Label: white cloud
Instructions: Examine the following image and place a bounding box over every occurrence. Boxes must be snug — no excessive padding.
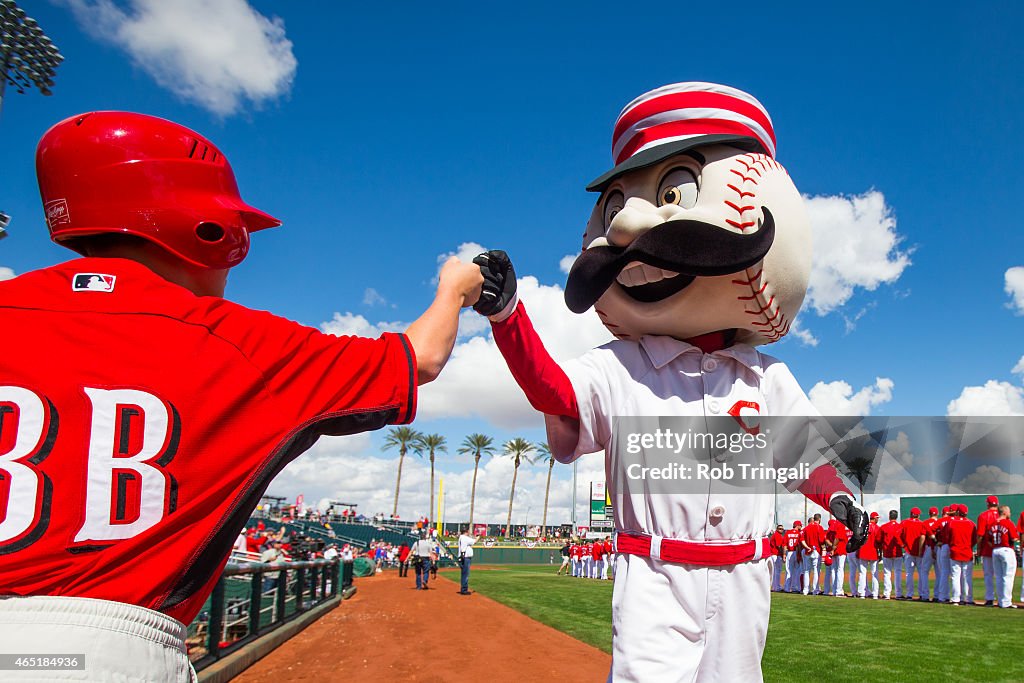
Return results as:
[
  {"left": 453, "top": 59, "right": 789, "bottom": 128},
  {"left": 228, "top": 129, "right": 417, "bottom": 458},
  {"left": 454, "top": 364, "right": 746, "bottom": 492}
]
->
[
  {"left": 1005, "top": 267, "right": 1024, "bottom": 314},
  {"left": 0, "top": 267, "right": 14, "bottom": 281},
  {"left": 320, "top": 312, "right": 406, "bottom": 338},
  {"left": 63, "top": 0, "right": 296, "bottom": 116},
  {"left": 808, "top": 377, "right": 894, "bottom": 415},
  {"left": 362, "top": 288, "right": 387, "bottom": 307},
  {"left": 417, "top": 275, "right": 612, "bottom": 428},
  {"left": 946, "top": 380, "right": 1024, "bottom": 416},
  {"left": 559, "top": 254, "right": 578, "bottom": 275},
  {"left": 788, "top": 318, "right": 819, "bottom": 347},
  {"left": 803, "top": 191, "right": 910, "bottom": 316},
  {"left": 1013, "top": 356, "right": 1024, "bottom": 376}
]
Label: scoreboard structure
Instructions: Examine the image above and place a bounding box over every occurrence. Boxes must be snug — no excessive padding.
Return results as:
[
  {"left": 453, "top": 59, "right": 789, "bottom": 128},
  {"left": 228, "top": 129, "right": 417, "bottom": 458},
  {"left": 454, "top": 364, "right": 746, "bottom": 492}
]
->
[{"left": 589, "top": 482, "right": 614, "bottom": 535}]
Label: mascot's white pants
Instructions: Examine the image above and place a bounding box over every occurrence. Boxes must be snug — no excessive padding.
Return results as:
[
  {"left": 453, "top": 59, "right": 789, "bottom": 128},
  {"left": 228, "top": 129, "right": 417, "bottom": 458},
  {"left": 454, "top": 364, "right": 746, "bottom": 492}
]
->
[{"left": 609, "top": 554, "right": 770, "bottom": 683}]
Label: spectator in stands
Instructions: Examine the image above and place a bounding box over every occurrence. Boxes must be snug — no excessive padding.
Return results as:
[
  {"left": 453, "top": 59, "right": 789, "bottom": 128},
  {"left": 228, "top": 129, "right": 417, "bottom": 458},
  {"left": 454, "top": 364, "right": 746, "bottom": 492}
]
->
[
  {"left": 458, "top": 526, "right": 478, "bottom": 595},
  {"left": 324, "top": 544, "right": 339, "bottom": 562},
  {"left": 260, "top": 540, "right": 285, "bottom": 592},
  {"left": 234, "top": 531, "right": 248, "bottom": 554},
  {"left": 412, "top": 531, "right": 433, "bottom": 589}
]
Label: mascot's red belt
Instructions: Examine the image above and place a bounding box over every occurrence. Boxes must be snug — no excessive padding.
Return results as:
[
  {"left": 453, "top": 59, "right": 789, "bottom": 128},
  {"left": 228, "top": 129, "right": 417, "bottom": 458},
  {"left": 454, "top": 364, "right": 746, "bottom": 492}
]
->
[{"left": 615, "top": 532, "right": 773, "bottom": 566}]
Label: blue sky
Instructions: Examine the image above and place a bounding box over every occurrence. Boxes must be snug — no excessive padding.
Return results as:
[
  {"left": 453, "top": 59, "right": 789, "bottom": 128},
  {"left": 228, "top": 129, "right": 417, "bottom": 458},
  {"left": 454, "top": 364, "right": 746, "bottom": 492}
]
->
[{"left": 2, "top": 1, "right": 1022, "bottom": 524}]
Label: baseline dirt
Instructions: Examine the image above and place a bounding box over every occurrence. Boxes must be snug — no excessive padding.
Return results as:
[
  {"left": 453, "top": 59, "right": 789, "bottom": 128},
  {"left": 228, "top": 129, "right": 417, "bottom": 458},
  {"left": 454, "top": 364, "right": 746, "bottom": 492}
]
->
[{"left": 234, "top": 570, "right": 611, "bottom": 682}]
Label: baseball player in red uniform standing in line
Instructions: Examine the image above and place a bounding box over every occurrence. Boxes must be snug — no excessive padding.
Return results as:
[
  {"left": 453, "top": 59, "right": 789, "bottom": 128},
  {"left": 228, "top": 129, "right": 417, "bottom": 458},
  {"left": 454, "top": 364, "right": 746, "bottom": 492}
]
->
[
  {"left": 900, "top": 507, "right": 926, "bottom": 600},
  {"left": 784, "top": 521, "right": 803, "bottom": 593},
  {"left": 947, "top": 504, "right": 977, "bottom": 605},
  {"left": 935, "top": 506, "right": 954, "bottom": 602},
  {"left": 825, "top": 519, "right": 849, "bottom": 597},
  {"left": 919, "top": 506, "right": 940, "bottom": 600},
  {"left": 769, "top": 524, "right": 786, "bottom": 592},
  {"left": 1019, "top": 508, "right": 1024, "bottom": 604},
  {"left": 801, "top": 514, "right": 826, "bottom": 595},
  {"left": 976, "top": 495, "right": 1000, "bottom": 606},
  {"left": 0, "top": 112, "right": 483, "bottom": 681},
  {"left": 879, "top": 510, "right": 905, "bottom": 599},
  {"left": 986, "top": 505, "right": 1019, "bottom": 609},
  {"left": 591, "top": 536, "right": 605, "bottom": 578},
  {"left": 857, "top": 512, "right": 882, "bottom": 598},
  {"left": 603, "top": 536, "right": 614, "bottom": 580}
]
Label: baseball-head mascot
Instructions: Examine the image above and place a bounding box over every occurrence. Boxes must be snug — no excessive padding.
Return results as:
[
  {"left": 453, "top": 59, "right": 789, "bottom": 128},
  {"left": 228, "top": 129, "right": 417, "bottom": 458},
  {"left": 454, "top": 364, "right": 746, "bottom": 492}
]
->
[{"left": 473, "top": 81, "right": 868, "bottom": 682}]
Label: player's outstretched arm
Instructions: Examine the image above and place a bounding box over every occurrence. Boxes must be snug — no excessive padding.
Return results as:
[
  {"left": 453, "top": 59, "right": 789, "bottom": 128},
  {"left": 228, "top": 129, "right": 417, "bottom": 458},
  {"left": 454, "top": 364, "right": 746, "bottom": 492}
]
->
[
  {"left": 472, "top": 250, "right": 582, "bottom": 459},
  {"left": 405, "top": 256, "right": 483, "bottom": 385}
]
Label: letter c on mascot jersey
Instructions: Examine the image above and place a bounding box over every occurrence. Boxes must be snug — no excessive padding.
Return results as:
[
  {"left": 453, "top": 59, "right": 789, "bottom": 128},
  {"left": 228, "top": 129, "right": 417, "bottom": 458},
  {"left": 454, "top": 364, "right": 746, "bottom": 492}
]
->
[{"left": 475, "top": 82, "right": 868, "bottom": 682}]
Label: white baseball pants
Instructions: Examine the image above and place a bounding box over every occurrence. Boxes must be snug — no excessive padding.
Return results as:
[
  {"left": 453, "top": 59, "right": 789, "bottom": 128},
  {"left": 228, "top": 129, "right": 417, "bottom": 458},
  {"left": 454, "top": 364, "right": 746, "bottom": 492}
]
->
[
  {"left": 785, "top": 552, "right": 800, "bottom": 592},
  {"left": 830, "top": 554, "right": 846, "bottom": 595},
  {"left": 0, "top": 595, "right": 196, "bottom": 682},
  {"left": 609, "top": 553, "right": 770, "bottom": 682},
  {"left": 802, "top": 551, "right": 820, "bottom": 595},
  {"left": 882, "top": 557, "right": 902, "bottom": 598},
  {"left": 857, "top": 559, "right": 879, "bottom": 598},
  {"left": 982, "top": 555, "right": 994, "bottom": 602},
  {"left": 936, "top": 545, "right": 951, "bottom": 602},
  {"left": 992, "top": 548, "right": 1017, "bottom": 608},
  {"left": 846, "top": 553, "right": 860, "bottom": 596},
  {"left": 917, "top": 550, "right": 934, "bottom": 599},
  {"left": 950, "top": 560, "right": 972, "bottom": 603}
]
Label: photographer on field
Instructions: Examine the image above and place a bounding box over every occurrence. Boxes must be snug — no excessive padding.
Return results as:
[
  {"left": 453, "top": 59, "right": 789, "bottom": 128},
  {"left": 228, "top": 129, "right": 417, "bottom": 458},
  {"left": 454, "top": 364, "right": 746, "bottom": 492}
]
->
[{"left": 458, "top": 526, "right": 478, "bottom": 595}]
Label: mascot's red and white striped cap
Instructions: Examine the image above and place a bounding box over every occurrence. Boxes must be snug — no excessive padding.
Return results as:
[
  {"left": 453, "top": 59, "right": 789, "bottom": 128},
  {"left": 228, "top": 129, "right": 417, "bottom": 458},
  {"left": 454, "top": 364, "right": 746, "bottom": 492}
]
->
[{"left": 587, "top": 82, "right": 776, "bottom": 191}]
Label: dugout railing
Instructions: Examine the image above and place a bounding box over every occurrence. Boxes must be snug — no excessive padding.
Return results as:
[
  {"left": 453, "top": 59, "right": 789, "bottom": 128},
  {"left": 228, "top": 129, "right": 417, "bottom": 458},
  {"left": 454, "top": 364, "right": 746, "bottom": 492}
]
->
[{"left": 187, "top": 558, "right": 353, "bottom": 672}]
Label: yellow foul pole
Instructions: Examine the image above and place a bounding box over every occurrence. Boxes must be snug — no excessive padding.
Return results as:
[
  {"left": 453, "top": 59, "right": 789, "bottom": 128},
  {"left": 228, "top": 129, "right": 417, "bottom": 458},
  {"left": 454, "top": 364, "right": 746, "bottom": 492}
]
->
[{"left": 436, "top": 478, "right": 444, "bottom": 535}]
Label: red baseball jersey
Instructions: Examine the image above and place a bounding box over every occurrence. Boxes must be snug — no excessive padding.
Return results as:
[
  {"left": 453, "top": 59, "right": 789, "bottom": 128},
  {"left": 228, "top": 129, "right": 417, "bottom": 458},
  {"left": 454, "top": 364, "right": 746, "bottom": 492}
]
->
[
  {"left": 1018, "top": 511, "right": 1024, "bottom": 535},
  {"left": 976, "top": 508, "right": 998, "bottom": 557},
  {"left": 947, "top": 518, "right": 977, "bottom": 562},
  {"left": 900, "top": 518, "right": 926, "bottom": 556},
  {"left": 770, "top": 530, "right": 786, "bottom": 556},
  {"left": 592, "top": 542, "right": 604, "bottom": 560},
  {"left": 923, "top": 517, "right": 940, "bottom": 548},
  {"left": 784, "top": 528, "right": 801, "bottom": 552},
  {"left": 803, "top": 521, "right": 826, "bottom": 552},
  {"left": 827, "top": 521, "right": 849, "bottom": 555},
  {"left": 603, "top": 539, "right": 613, "bottom": 554},
  {"left": 985, "top": 519, "right": 1018, "bottom": 549},
  {"left": 858, "top": 523, "right": 881, "bottom": 561},
  {"left": 0, "top": 258, "right": 416, "bottom": 623},
  {"left": 879, "top": 520, "right": 904, "bottom": 558}
]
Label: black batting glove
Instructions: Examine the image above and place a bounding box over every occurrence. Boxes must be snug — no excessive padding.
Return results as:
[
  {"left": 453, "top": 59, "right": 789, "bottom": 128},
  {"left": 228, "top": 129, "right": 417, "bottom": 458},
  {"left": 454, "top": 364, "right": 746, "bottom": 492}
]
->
[
  {"left": 472, "top": 249, "right": 517, "bottom": 317},
  {"left": 831, "top": 494, "right": 870, "bottom": 553}
]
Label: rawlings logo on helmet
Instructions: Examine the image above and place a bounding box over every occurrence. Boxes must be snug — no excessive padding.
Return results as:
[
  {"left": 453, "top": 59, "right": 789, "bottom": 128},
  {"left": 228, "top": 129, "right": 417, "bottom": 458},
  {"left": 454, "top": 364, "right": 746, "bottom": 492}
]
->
[{"left": 44, "top": 199, "right": 70, "bottom": 229}]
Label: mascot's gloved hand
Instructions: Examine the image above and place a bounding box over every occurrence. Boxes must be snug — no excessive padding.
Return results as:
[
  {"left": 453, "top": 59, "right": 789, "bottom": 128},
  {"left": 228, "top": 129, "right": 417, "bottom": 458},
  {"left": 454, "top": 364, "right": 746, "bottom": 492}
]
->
[
  {"left": 473, "top": 250, "right": 518, "bottom": 321},
  {"left": 830, "top": 494, "right": 870, "bottom": 553}
]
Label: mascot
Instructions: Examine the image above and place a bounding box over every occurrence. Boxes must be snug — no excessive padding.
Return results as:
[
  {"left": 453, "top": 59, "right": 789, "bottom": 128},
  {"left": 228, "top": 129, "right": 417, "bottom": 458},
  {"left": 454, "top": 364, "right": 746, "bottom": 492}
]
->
[{"left": 473, "top": 82, "right": 869, "bottom": 681}]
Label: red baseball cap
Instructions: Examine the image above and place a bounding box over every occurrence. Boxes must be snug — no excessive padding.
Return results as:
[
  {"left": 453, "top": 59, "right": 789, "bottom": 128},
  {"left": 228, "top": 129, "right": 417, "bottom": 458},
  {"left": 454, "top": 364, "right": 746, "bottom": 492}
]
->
[
  {"left": 960, "top": 504, "right": 970, "bottom": 514},
  {"left": 987, "top": 495, "right": 998, "bottom": 505},
  {"left": 869, "top": 512, "right": 879, "bottom": 519},
  {"left": 794, "top": 520, "right": 802, "bottom": 527},
  {"left": 929, "top": 506, "right": 939, "bottom": 515},
  {"left": 910, "top": 507, "right": 921, "bottom": 516}
]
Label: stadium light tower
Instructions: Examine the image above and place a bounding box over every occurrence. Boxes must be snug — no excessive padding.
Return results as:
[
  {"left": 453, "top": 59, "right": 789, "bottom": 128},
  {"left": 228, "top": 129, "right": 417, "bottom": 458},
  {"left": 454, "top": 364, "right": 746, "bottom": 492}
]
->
[{"left": 1, "top": 0, "right": 64, "bottom": 239}]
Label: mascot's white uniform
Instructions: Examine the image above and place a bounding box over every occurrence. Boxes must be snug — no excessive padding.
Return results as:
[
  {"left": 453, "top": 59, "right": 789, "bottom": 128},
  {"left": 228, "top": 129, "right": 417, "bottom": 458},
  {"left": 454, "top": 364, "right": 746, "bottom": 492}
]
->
[{"left": 472, "top": 82, "right": 868, "bottom": 682}]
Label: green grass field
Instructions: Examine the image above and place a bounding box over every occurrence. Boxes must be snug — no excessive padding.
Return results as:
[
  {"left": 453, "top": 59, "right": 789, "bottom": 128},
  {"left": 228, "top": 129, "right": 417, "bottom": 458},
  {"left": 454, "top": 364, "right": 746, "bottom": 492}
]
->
[{"left": 441, "top": 566, "right": 1024, "bottom": 682}]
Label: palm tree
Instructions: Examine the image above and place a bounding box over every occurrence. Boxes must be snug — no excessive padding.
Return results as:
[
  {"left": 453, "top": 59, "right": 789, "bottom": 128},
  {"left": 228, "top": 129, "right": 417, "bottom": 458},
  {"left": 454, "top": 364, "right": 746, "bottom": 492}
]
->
[
  {"left": 383, "top": 426, "right": 422, "bottom": 517},
  {"left": 537, "top": 443, "right": 555, "bottom": 535},
  {"left": 502, "top": 437, "right": 535, "bottom": 538},
  {"left": 458, "top": 433, "right": 496, "bottom": 528},
  {"left": 416, "top": 433, "right": 446, "bottom": 524}
]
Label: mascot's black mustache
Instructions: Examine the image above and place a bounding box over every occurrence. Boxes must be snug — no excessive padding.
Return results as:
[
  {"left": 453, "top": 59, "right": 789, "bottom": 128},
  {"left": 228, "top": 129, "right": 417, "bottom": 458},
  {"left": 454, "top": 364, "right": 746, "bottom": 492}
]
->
[{"left": 564, "top": 207, "right": 775, "bottom": 314}]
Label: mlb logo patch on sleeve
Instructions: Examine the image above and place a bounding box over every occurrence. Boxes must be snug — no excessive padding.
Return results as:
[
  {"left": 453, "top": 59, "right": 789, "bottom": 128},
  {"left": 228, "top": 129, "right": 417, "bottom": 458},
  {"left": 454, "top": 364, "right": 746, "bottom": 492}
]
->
[{"left": 72, "top": 273, "right": 117, "bottom": 292}]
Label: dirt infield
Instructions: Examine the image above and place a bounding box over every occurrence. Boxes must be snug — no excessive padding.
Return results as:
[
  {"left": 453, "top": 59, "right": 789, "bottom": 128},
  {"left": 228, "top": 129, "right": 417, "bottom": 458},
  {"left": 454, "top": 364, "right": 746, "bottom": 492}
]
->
[{"left": 233, "top": 569, "right": 611, "bottom": 682}]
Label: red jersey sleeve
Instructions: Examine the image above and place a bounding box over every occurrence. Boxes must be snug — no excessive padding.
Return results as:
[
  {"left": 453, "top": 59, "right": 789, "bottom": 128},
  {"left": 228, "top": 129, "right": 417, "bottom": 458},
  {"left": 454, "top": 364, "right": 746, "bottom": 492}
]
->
[{"left": 201, "top": 300, "right": 417, "bottom": 428}]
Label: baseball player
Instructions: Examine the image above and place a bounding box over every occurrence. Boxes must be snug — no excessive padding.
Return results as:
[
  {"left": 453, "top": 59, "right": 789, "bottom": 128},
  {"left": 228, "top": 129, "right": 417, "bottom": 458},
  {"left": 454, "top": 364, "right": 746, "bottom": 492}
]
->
[
  {"left": 603, "top": 536, "right": 614, "bottom": 580},
  {"left": 571, "top": 540, "right": 581, "bottom": 577},
  {"left": 801, "top": 514, "right": 826, "bottom": 595},
  {"left": 934, "top": 506, "right": 954, "bottom": 602},
  {"left": 857, "top": 512, "right": 882, "bottom": 598},
  {"left": 0, "top": 112, "right": 483, "bottom": 680},
  {"left": 592, "top": 538, "right": 605, "bottom": 578},
  {"left": 976, "top": 495, "right": 1000, "bottom": 606},
  {"left": 786, "top": 521, "right": 805, "bottom": 593},
  {"left": 919, "top": 506, "right": 940, "bottom": 601},
  {"left": 901, "top": 507, "right": 926, "bottom": 599},
  {"left": 986, "top": 505, "right": 1019, "bottom": 609},
  {"left": 826, "top": 519, "right": 849, "bottom": 597},
  {"left": 470, "top": 82, "right": 868, "bottom": 681},
  {"left": 770, "top": 524, "right": 786, "bottom": 592},
  {"left": 879, "top": 510, "right": 905, "bottom": 599},
  {"left": 948, "top": 504, "right": 977, "bottom": 605}
]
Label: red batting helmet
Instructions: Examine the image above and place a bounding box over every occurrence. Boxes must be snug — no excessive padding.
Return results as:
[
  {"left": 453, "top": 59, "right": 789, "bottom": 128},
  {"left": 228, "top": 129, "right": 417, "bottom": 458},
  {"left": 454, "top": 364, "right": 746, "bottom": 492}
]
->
[{"left": 36, "top": 111, "right": 280, "bottom": 269}]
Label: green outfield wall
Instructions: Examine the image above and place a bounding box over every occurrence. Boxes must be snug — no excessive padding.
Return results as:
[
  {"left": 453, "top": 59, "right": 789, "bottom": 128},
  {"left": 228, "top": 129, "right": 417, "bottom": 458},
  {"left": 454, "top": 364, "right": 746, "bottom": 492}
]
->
[
  {"left": 899, "top": 493, "right": 1024, "bottom": 520},
  {"left": 471, "top": 547, "right": 562, "bottom": 565}
]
